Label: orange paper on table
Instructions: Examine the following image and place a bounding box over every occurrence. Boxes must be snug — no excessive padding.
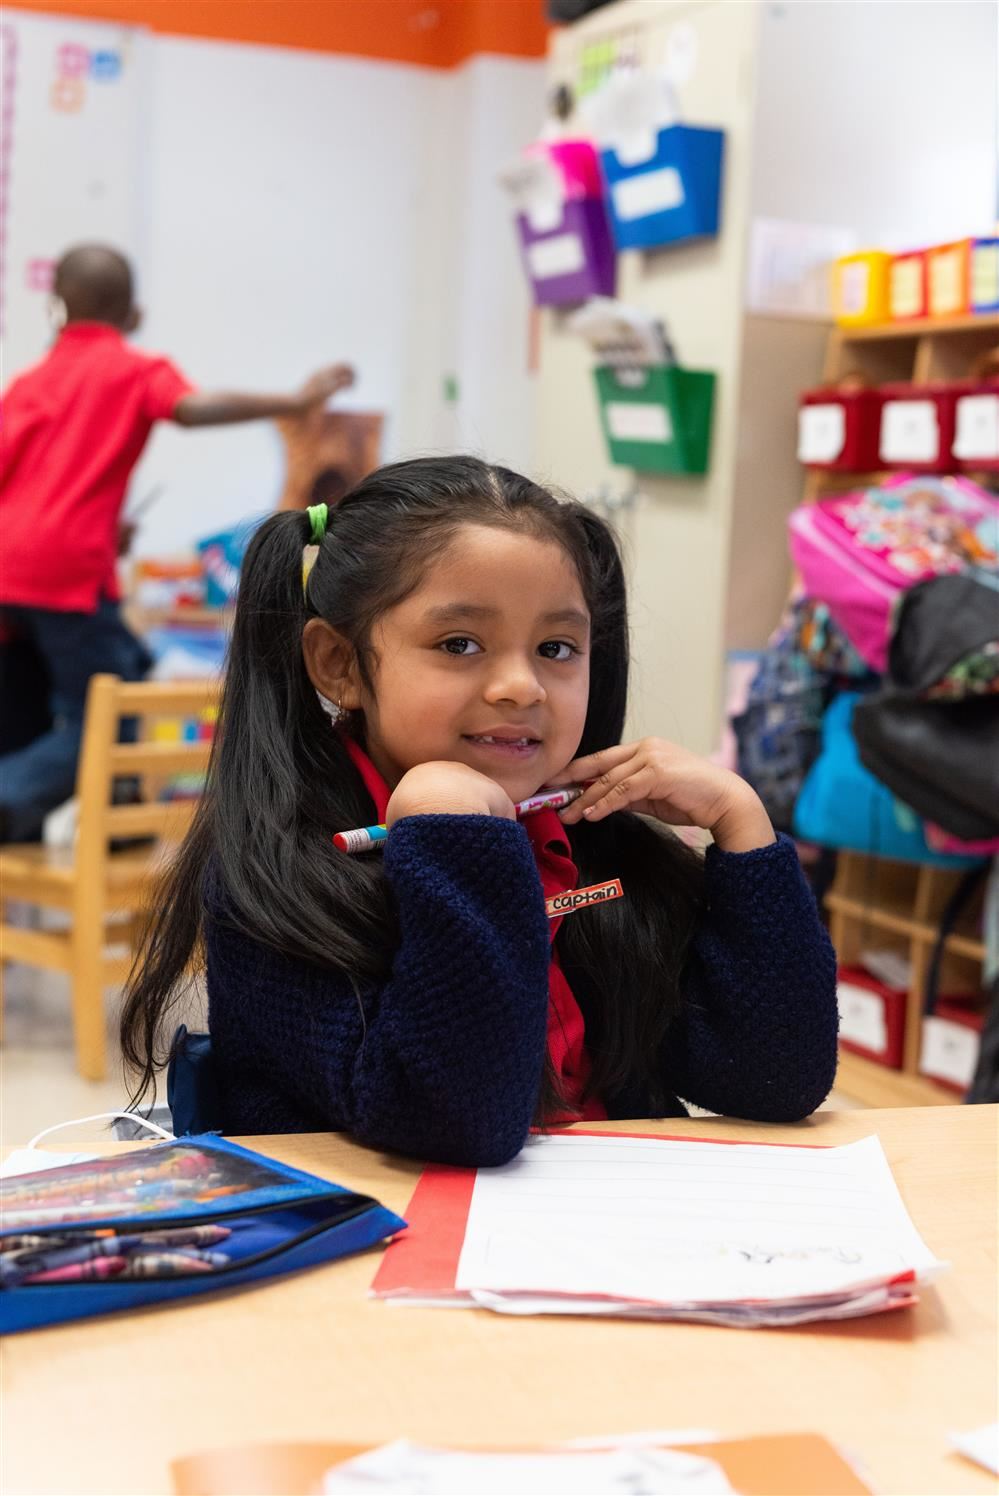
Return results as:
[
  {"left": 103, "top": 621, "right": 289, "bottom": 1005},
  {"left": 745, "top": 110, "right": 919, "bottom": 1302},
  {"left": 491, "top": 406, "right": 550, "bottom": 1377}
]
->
[{"left": 171, "top": 1432, "right": 873, "bottom": 1496}]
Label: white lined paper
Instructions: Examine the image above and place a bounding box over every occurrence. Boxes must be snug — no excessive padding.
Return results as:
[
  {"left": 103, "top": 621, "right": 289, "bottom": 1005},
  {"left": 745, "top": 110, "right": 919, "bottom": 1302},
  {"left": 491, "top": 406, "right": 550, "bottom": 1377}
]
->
[{"left": 454, "top": 1134, "right": 943, "bottom": 1315}]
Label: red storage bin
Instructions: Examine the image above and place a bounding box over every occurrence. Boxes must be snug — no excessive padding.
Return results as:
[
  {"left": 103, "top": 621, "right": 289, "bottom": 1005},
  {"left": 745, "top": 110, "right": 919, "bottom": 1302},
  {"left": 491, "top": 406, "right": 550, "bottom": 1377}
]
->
[
  {"left": 953, "top": 381, "right": 999, "bottom": 473},
  {"left": 919, "top": 998, "right": 984, "bottom": 1092},
  {"left": 878, "top": 382, "right": 958, "bottom": 472},
  {"left": 836, "top": 966, "right": 906, "bottom": 1068},
  {"left": 798, "top": 386, "right": 883, "bottom": 471}
]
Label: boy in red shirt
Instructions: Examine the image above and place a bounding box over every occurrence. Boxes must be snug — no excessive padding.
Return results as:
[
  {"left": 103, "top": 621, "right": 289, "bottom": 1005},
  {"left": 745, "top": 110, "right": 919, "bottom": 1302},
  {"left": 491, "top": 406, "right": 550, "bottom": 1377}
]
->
[{"left": 0, "top": 243, "right": 353, "bottom": 842}]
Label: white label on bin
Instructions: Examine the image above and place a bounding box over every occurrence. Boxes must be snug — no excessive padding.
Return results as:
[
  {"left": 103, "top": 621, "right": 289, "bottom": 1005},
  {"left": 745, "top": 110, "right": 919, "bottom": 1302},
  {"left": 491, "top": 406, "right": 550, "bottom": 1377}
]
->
[
  {"left": 798, "top": 403, "right": 846, "bottom": 463},
  {"left": 880, "top": 400, "right": 939, "bottom": 464},
  {"left": 606, "top": 402, "right": 672, "bottom": 443},
  {"left": 840, "top": 262, "right": 869, "bottom": 315},
  {"left": 920, "top": 1016, "right": 979, "bottom": 1089},
  {"left": 612, "top": 166, "right": 685, "bottom": 222},
  {"left": 527, "top": 233, "right": 585, "bottom": 280},
  {"left": 953, "top": 394, "right": 999, "bottom": 461},
  {"left": 837, "top": 982, "right": 888, "bottom": 1054}
]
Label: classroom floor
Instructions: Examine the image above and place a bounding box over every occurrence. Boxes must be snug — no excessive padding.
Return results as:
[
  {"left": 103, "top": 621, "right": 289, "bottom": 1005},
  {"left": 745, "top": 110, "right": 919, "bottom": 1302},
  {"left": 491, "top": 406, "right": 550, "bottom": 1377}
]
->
[{"left": 0, "top": 964, "right": 861, "bottom": 1147}]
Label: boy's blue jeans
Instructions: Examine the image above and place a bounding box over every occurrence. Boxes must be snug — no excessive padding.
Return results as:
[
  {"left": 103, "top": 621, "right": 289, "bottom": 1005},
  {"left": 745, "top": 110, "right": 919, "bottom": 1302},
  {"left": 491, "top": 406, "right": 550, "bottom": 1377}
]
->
[{"left": 0, "top": 600, "right": 151, "bottom": 842}]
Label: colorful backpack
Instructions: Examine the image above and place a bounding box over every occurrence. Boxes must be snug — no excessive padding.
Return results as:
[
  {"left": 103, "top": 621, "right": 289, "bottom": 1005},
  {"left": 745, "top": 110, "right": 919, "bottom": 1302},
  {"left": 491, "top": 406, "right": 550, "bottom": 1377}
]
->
[
  {"left": 788, "top": 475, "right": 999, "bottom": 672},
  {"left": 733, "top": 595, "right": 870, "bottom": 832}
]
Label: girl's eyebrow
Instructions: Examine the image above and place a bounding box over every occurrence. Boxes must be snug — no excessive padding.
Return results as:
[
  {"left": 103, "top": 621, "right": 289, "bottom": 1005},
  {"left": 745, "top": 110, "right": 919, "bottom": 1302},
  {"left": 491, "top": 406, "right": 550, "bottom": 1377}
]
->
[{"left": 425, "top": 603, "right": 590, "bottom": 630}]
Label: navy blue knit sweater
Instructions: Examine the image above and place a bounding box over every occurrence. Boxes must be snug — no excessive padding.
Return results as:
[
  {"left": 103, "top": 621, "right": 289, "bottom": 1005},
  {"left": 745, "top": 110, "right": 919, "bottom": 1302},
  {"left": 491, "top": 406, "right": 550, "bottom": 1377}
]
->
[{"left": 206, "top": 817, "right": 838, "bottom": 1166}]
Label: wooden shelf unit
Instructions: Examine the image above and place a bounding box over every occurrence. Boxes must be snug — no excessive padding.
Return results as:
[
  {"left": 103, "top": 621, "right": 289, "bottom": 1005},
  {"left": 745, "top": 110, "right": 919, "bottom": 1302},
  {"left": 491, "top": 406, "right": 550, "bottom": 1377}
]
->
[
  {"left": 801, "top": 315, "right": 996, "bottom": 1108},
  {"left": 803, "top": 312, "right": 998, "bottom": 503}
]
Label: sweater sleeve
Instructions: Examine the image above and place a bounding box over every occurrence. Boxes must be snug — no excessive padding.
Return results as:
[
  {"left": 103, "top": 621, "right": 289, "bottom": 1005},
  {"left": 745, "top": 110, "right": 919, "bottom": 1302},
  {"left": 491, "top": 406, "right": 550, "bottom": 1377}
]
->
[
  {"left": 658, "top": 833, "right": 839, "bottom": 1122},
  {"left": 207, "top": 816, "right": 551, "bottom": 1166}
]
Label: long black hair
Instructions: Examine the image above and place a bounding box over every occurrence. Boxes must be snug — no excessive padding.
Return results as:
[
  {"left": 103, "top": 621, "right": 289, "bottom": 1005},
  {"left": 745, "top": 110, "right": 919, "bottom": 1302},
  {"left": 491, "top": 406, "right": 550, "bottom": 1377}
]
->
[{"left": 120, "top": 456, "right": 704, "bottom": 1114}]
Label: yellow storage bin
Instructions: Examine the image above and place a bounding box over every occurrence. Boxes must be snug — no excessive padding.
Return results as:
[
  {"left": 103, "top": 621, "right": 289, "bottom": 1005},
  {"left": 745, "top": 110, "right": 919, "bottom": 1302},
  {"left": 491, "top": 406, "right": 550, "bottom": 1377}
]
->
[{"left": 832, "top": 251, "right": 892, "bottom": 326}]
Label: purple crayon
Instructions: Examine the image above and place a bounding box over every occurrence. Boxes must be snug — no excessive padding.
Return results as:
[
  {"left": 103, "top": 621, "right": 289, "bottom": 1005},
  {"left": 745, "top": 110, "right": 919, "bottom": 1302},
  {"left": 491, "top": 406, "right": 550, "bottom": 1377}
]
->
[{"left": 22, "top": 1256, "right": 127, "bottom": 1284}]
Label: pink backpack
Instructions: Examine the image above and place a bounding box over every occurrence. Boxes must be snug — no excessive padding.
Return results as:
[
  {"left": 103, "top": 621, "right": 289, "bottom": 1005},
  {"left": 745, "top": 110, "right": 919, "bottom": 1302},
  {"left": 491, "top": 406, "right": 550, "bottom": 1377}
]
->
[{"left": 788, "top": 475, "right": 999, "bottom": 672}]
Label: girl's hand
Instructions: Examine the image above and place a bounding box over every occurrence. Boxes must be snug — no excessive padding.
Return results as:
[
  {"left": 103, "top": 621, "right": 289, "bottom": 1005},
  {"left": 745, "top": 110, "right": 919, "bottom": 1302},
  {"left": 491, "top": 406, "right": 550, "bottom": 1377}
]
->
[
  {"left": 386, "top": 762, "right": 516, "bottom": 828},
  {"left": 557, "top": 738, "right": 776, "bottom": 852}
]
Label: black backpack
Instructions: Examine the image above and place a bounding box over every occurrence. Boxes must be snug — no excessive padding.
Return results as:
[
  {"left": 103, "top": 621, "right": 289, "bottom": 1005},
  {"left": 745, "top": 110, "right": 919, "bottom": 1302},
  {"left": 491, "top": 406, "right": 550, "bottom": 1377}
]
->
[{"left": 853, "top": 571, "right": 999, "bottom": 841}]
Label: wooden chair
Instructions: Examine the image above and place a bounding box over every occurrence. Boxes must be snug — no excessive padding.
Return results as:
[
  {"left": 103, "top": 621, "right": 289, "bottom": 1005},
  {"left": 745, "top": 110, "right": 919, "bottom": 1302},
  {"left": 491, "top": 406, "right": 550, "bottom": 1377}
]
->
[{"left": 0, "top": 675, "right": 218, "bottom": 1081}]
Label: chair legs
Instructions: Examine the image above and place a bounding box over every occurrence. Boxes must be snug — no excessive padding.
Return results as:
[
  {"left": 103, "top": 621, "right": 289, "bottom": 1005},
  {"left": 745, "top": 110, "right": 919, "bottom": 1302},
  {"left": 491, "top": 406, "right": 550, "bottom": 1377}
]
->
[{"left": 69, "top": 918, "right": 108, "bottom": 1082}]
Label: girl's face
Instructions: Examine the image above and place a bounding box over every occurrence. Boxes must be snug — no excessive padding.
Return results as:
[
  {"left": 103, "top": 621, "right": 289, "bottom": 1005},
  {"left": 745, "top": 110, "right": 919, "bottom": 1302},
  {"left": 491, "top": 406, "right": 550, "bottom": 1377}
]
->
[{"left": 356, "top": 524, "right": 591, "bottom": 802}]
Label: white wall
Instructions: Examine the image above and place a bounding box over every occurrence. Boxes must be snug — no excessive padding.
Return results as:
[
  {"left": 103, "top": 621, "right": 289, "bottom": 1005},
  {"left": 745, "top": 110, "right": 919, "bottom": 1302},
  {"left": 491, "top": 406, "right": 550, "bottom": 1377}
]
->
[
  {"left": 132, "top": 39, "right": 544, "bottom": 556},
  {"left": 750, "top": 1, "right": 997, "bottom": 246},
  {"left": 3, "top": 12, "right": 545, "bottom": 557}
]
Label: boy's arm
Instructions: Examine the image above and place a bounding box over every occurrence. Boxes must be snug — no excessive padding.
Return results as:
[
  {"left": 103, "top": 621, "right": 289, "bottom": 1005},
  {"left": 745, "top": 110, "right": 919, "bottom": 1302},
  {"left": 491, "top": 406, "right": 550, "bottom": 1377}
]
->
[{"left": 172, "top": 363, "right": 354, "bottom": 427}]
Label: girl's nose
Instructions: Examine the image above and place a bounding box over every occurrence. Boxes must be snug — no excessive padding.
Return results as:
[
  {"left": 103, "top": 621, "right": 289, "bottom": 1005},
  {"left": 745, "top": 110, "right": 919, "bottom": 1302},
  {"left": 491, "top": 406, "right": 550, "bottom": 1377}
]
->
[{"left": 483, "top": 656, "right": 546, "bottom": 707}]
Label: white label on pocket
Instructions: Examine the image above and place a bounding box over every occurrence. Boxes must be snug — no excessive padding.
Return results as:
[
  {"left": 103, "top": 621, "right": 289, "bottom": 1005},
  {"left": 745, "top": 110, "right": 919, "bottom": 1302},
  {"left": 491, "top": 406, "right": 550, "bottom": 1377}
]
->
[
  {"left": 837, "top": 982, "right": 888, "bottom": 1054},
  {"left": 798, "top": 403, "right": 846, "bottom": 463},
  {"left": 606, "top": 402, "right": 672, "bottom": 443},
  {"left": 880, "top": 400, "right": 940, "bottom": 464},
  {"left": 920, "top": 1016, "right": 980, "bottom": 1089},
  {"left": 527, "top": 233, "right": 585, "bottom": 280},
  {"left": 953, "top": 393, "right": 999, "bottom": 461},
  {"left": 612, "top": 167, "right": 685, "bottom": 222}
]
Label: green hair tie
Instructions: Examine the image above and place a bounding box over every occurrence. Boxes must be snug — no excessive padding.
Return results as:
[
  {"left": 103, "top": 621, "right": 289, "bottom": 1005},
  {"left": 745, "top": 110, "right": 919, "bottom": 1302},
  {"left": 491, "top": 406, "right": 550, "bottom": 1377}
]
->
[{"left": 307, "top": 503, "right": 329, "bottom": 545}]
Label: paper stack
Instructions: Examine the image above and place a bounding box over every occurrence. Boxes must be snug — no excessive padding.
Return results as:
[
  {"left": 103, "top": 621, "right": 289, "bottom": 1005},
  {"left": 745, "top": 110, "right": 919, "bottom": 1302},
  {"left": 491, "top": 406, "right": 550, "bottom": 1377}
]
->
[
  {"left": 372, "top": 1132, "right": 945, "bottom": 1327},
  {"left": 322, "top": 1439, "right": 732, "bottom": 1495}
]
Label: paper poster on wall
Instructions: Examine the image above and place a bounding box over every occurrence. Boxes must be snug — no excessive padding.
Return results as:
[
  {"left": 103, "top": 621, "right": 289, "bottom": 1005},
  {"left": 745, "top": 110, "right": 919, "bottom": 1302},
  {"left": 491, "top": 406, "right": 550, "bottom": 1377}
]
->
[
  {"left": 747, "top": 218, "right": 856, "bottom": 318},
  {"left": 1, "top": 10, "right": 148, "bottom": 380}
]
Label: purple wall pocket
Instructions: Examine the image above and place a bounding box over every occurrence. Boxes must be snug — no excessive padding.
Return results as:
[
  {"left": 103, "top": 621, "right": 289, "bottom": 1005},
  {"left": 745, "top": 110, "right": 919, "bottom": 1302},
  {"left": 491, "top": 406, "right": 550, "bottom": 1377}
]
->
[{"left": 517, "top": 196, "right": 616, "bottom": 307}]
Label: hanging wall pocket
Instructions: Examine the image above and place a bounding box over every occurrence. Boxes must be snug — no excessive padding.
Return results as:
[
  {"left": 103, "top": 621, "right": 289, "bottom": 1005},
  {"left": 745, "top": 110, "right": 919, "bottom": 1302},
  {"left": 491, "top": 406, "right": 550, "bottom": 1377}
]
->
[
  {"left": 594, "top": 363, "right": 715, "bottom": 475},
  {"left": 500, "top": 140, "right": 615, "bottom": 308}
]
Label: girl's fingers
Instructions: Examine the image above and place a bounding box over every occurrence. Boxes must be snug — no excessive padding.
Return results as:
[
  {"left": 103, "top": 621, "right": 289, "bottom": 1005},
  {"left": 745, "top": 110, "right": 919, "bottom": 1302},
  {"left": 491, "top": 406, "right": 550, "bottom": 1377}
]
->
[
  {"left": 560, "top": 744, "right": 637, "bottom": 785},
  {"left": 561, "top": 758, "right": 655, "bottom": 823}
]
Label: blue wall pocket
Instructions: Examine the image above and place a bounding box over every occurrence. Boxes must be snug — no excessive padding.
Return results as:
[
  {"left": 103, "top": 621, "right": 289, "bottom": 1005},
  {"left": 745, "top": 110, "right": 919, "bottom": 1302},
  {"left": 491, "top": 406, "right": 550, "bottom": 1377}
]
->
[{"left": 601, "top": 124, "right": 725, "bottom": 252}]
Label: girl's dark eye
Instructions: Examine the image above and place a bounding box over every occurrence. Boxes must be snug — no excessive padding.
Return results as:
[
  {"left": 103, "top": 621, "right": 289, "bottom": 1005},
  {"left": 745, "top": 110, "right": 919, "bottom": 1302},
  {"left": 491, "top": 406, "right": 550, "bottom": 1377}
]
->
[
  {"left": 441, "top": 637, "right": 482, "bottom": 656},
  {"left": 538, "top": 640, "right": 577, "bottom": 661}
]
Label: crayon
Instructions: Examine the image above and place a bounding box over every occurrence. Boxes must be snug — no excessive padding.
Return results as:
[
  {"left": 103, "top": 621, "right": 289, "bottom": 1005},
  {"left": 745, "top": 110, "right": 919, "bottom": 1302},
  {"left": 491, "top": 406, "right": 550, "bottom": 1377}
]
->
[
  {"left": 21, "top": 1256, "right": 127, "bottom": 1284},
  {"left": 332, "top": 824, "right": 389, "bottom": 853},
  {"left": 333, "top": 785, "right": 586, "bottom": 855},
  {"left": 115, "top": 1252, "right": 217, "bottom": 1278}
]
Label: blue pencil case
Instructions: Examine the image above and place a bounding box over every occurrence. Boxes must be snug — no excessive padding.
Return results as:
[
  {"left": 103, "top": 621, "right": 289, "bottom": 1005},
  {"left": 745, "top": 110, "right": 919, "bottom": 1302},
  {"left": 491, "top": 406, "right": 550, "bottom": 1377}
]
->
[{"left": 0, "top": 1135, "right": 406, "bottom": 1335}]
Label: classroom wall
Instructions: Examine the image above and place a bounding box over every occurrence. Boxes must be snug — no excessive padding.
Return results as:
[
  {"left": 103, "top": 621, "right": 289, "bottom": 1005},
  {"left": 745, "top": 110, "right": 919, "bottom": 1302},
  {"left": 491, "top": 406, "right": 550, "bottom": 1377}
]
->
[
  {"left": 4, "top": 9, "right": 546, "bottom": 557},
  {"left": 750, "top": 1, "right": 997, "bottom": 248},
  {"left": 131, "top": 39, "right": 546, "bottom": 555},
  {"left": 538, "top": 0, "right": 763, "bottom": 756}
]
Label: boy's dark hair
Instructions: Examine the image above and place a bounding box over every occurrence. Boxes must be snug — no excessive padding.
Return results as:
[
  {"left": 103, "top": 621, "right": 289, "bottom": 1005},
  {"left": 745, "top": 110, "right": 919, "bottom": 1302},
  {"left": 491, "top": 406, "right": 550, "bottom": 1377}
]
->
[
  {"left": 120, "top": 456, "right": 704, "bottom": 1117},
  {"left": 54, "top": 244, "right": 134, "bottom": 327}
]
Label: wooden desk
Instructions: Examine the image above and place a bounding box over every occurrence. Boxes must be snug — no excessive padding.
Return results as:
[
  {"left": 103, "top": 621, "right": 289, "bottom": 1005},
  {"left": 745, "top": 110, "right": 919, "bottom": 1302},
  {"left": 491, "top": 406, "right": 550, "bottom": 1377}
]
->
[{"left": 3, "top": 1107, "right": 996, "bottom": 1496}]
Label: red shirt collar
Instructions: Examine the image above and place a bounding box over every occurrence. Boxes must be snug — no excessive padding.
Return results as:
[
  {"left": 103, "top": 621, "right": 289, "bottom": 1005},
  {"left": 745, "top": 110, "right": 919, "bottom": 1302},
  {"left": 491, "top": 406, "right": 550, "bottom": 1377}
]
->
[
  {"left": 56, "top": 322, "right": 125, "bottom": 342},
  {"left": 341, "top": 733, "right": 391, "bottom": 822}
]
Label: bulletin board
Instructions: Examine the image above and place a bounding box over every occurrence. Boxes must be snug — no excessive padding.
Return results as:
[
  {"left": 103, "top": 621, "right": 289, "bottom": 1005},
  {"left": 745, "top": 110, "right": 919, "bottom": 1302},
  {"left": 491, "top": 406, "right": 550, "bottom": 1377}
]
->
[{"left": 1, "top": 8, "right": 148, "bottom": 378}]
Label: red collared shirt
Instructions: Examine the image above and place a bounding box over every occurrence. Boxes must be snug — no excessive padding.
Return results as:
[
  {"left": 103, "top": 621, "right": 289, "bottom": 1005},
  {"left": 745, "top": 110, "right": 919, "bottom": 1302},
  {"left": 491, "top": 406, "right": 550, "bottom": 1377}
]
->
[
  {"left": 0, "top": 323, "right": 194, "bottom": 613},
  {"left": 342, "top": 734, "right": 606, "bottom": 1122}
]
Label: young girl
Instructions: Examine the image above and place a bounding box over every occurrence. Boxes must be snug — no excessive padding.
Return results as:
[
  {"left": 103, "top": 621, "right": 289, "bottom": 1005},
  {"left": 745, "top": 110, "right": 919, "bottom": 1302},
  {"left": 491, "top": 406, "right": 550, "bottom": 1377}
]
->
[{"left": 121, "top": 456, "right": 838, "bottom": 1165}]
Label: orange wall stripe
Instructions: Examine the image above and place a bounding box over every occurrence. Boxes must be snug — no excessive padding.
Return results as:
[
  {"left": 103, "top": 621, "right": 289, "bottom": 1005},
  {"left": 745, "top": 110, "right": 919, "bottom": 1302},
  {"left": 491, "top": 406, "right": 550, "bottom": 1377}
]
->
[{"left": 8, "top": 0, "right": 550, "bottom": 68}]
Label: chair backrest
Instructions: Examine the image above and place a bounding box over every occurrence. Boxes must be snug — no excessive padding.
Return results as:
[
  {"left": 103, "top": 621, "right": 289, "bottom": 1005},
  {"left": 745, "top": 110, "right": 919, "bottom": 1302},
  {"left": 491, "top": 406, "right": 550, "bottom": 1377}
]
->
[{"left": 74, "top": 674, "right": 220, "bottom": 894}]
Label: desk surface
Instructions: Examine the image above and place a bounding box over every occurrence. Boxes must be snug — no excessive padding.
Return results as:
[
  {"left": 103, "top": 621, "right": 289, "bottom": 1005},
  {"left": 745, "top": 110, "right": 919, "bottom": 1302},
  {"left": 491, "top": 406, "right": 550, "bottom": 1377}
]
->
[{"left": 3, "top": 1107, "right": 997, "bottom": 1496}]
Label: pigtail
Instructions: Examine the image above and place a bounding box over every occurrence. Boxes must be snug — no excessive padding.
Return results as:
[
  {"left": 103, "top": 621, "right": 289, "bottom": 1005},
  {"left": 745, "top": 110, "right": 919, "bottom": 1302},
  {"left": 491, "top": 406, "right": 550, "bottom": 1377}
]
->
[{"left": 120, "top": 511, "right": 392, "bottom": 1107}]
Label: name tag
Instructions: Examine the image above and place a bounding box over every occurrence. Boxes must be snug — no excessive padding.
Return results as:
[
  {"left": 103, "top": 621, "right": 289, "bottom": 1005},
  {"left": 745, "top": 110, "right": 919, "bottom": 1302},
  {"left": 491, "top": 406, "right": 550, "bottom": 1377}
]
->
[{"left": 547, "top": 879, "right": 624, "bottom": 919}]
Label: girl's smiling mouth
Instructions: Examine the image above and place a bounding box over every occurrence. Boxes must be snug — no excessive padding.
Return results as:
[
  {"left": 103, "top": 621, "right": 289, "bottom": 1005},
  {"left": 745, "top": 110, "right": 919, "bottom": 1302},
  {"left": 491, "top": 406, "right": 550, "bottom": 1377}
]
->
[{"left": 463, "top": 730, "right": 542, "bottom": 757}]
